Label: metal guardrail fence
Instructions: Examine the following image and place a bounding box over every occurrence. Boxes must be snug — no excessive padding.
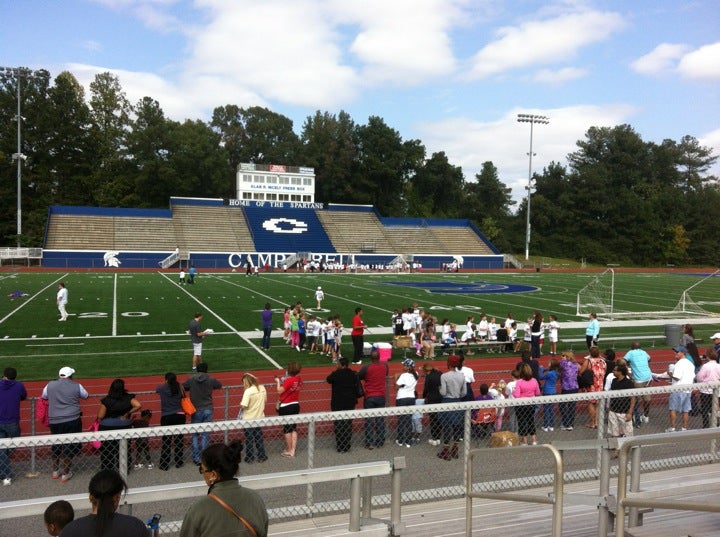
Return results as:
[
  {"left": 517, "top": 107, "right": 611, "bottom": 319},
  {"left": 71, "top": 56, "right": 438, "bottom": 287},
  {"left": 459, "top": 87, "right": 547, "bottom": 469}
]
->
[{"left": 1, "top": 383, "right": 719, "bottom": 536}]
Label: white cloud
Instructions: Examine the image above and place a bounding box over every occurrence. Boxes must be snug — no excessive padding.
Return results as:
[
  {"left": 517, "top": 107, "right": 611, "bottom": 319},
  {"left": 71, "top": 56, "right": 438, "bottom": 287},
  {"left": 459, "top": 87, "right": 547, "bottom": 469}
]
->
[
  {"left": 65, "top": 62, "right": 239, "bottom": 121},
  {"left": 185, "top": 0, "right": 360, "bottom": 109},
  {"left": 630, "top": 43, "right": 690, "bottom": 75},
  {"left": 532, "top": 66, "right": 587, "bottom": 84},
  {"left": 83, "top": 40, "right": 103, "bottom": 53},
  {"left": 699, "top": 128, "right": 720, "bottom": 179},
  {"left": 632, "top": 42, "right": 720, "bottom": 80},
  {"left": 677, "top": 42, "right": 720, "bottom": 80},
  {"left": 468, "top": 9, "right": 626, "bottom": 78},
  {"left": 331, "top": 0, "right": 465, "bottom": 85},
  {"left": 415, "top": 104, "right": 637, "bottom": 201}
]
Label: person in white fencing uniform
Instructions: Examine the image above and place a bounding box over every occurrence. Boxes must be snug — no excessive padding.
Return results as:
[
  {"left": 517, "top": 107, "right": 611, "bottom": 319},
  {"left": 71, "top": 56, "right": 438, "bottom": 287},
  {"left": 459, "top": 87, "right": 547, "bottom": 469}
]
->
[{"left": 315, "top": 286, "right": 324, "bottom": 309}]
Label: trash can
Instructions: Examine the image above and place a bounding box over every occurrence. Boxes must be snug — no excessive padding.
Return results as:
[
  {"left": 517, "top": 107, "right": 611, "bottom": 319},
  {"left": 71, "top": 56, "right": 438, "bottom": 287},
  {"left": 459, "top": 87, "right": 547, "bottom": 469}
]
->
[{"left": 664, "top": 324, "right": 681, "bottom": 347}]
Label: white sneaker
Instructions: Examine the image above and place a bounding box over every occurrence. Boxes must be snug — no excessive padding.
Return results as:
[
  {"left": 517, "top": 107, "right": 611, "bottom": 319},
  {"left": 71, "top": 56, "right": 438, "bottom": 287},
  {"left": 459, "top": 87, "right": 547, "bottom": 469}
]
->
[
  {"left": 680, "top": 427, "right": 687, "bottom": 431},
  {"left": 641, "top": 416, "right": 649, "bottom": 423},
  {"left": 2, "top": 478, "right": 11, "bottom": 486},
  {"left": 665, "top": 427, "right": 675, "bottom": 433},
  {"left": 549, "top": 427, "right": 554, "bottom": 431},
  {"left": 134, "top": 463, "right": 144, "bottom": 469},
  {"left": 146, "top": 463, "right": 154, "bottom": 469},
  {"left": 541, "top": 427, "right": 549, "bottom": 432}
]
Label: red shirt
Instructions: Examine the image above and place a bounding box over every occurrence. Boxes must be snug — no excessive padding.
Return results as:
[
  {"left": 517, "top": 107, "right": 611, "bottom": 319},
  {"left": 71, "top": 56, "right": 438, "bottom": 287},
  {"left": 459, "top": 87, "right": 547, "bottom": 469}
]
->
[
  {"left": 359, "top": 362, "right": 388, "bottom": 398},
  {"left": 351, "top": 314, "right": 365, "bottom": 336},
  {"left": 280, "top": 375, "right": 302, "bottom": 404}
]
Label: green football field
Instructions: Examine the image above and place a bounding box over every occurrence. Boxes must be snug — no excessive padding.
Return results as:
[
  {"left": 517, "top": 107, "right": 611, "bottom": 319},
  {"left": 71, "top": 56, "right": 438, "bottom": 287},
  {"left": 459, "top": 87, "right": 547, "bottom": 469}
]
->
[{"left": 1, "top": 269, "right": 719, "bottom": 381}]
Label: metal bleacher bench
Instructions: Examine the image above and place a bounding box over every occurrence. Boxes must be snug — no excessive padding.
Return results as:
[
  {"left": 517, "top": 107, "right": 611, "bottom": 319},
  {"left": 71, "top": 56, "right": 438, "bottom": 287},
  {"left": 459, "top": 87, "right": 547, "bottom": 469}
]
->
[
  {"left": 560, "top": 334, "right": 664, "bottom": 350},
  {"left": 0, "top": 459, "right": 405, "bottom": 535}
]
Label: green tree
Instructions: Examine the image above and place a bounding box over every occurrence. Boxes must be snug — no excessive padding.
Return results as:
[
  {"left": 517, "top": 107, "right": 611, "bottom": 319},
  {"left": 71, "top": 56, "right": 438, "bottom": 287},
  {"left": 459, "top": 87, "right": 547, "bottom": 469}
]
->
[
  {"left": 119, "top": 97, "right": 177, "bottom": 207},
  {"left": 210, "top": 104, "right": 245, "bottom": 175},
  {"left": 354, "top": 116, "right": 423, "bottom": 215},
  {"left": 88, "top": 72, "right": 133, "bottom": 205},
  {"left": 239, "top": 106, "right": 300, "bottom": 164},
  {"left": 0, "top": 68, "right": 51, "bottom": 245},
  {"left": 42, "top": 71, "right": 96, "bottom": 205},
  {"left": 406, "top": 151, "right": 463, "bottom": 218},
  {"left": 167, "top": 119, "right": 230, "bottom": 198},
  {"left": 299, "top": 110, "right": 358, "bottom": 204},
  {"left": 464, "top": 161, "right": 515, "bottom": 223}
]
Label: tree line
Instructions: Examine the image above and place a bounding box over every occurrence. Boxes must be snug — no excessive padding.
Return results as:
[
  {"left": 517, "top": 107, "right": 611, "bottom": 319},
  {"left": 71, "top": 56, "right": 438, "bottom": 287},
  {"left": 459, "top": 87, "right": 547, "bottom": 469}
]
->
[{"left": 0, "top": 69, "right": 717, "bottom": 265}]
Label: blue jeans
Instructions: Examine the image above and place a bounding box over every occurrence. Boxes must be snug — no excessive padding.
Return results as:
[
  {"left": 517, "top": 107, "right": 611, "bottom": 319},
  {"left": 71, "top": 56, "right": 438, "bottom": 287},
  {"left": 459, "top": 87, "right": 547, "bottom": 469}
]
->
[
  {"left": 261, "top": 326, "right": 272, "bottom": 349},
  {"left": 364, "top": 396, "right": 386, "bottom": 447},
  {"left": 0, "top": 423, "right": 20, "bottom": 479},
  {"left": 396, "top": 397, "right": 415, "bottom": 444},
  {"left": 244, "top": 426, "right": 266, "bottom": 461},
  {"left": 560, "top": 389, "right": 578, "bottom": 427},
  {"left": 191, "top": 408, "right": 213, "bottom": 463},
  {"left": 531, "top": 335, "right": 541, "bottom": 358},
  {"left": 542, "top": 399, "right": 556, "bottom": 428}
]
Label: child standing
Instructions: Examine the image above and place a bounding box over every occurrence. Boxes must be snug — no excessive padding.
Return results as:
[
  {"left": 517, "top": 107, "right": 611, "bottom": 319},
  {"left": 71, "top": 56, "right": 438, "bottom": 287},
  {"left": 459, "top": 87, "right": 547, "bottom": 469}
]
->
[
  {"left": 131, "top": 409, "right": 153, "bottom": 469},
  {"left": 548, "top": 315, "right": 560, "bottom": 356},
  {"left": 297, "top": 313, "right": 306, "bottom": 351},
  {"left": 283, "top": 307, "right": 291, "bottom": 343},
  {"left": 539, "top": 358, "right": 560, "bottom": 431}
]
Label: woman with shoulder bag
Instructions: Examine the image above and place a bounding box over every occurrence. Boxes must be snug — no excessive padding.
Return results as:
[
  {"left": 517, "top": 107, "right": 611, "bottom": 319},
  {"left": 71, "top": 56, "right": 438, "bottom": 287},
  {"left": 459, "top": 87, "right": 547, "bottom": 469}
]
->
[
  {"left": 155, "top": 372, "right": 186, "bottom": 470},
  {"left": 180, "top": 442, "right": 268, "bottom": 537}
]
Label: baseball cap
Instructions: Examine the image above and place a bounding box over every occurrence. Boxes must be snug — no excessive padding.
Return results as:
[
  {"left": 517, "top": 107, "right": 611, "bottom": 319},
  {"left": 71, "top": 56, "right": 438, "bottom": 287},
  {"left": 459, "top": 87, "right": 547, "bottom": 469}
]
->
[
  {"left": 317, "top": 286, "right": 322, "bottom": 290},
  {"left": 672, "top": 346, "right": 687, "bottom": 354},
  {"left": 711, "top": 333, "right": 720, "bottom": 340},
  {"left": 59, "top": 366, "right": 75, "bottom": 378},
  {"left": 402, "top": 358, "right": 415, "bottom": 369}
]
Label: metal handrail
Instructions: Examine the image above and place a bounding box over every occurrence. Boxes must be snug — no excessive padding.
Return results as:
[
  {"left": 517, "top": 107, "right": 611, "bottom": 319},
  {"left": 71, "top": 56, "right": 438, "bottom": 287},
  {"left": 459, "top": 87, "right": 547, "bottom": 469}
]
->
[
  {"left": 614, "top": 428, "right": 720, "bottom": 537},
  {"left": 466, "top": 444, "right": 564, "bottom": 537}
]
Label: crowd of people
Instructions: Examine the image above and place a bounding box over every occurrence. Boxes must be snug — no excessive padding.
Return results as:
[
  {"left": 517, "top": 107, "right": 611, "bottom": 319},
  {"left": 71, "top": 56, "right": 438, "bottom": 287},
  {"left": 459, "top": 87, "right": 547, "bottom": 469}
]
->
[{"left": 5, "top": 296, "right": 720, "bottom": 535}]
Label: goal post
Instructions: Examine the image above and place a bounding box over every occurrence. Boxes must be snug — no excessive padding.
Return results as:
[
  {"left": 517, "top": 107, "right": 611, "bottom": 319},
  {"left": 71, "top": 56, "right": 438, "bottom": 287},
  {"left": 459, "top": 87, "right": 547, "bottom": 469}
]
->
[{"left": 576, "top": 268, "right": 614, "bottom": 318}]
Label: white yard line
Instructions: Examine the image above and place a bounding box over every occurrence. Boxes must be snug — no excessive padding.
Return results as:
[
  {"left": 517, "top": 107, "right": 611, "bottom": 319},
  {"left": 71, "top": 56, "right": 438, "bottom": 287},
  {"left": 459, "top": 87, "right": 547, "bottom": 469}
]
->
[{"left": 158, "top": 272, "right": 283, "bottom": 370}]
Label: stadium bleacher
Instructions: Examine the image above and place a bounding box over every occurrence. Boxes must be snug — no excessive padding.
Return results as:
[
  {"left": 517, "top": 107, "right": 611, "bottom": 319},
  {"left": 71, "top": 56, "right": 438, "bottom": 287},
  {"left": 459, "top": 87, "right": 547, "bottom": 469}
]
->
[{"left": 42, "top": 198, "right": 503, "bottom": 269}]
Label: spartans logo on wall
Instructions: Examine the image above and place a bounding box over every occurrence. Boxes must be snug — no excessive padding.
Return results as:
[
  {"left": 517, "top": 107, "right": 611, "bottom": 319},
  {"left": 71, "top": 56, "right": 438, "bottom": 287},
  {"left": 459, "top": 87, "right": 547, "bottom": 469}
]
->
[{"left": 103, "top": 251, "right": 121, "bottom": 268}]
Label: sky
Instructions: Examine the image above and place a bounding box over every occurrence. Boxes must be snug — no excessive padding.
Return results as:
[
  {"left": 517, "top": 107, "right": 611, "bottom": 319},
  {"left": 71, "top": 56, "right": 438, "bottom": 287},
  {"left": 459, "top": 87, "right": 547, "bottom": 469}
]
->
[{"left": 2, "top": 0, "right": 719, "bottom": 202}]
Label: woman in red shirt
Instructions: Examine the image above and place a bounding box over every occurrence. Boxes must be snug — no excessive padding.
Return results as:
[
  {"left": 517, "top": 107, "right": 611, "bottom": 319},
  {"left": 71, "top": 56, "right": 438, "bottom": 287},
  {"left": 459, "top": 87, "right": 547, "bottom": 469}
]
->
[{"left": 275, "top": 362, "right": 302, "bottom": 457}]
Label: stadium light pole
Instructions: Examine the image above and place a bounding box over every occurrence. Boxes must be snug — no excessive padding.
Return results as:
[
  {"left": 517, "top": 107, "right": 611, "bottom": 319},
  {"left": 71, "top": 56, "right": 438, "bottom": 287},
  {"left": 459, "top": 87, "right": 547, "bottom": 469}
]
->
[
  {"left": 0, "top": 66, "right": 46, "bottom": 247},
  {"left": 517, "top": 113, "right": 549, "bottom": 261}
]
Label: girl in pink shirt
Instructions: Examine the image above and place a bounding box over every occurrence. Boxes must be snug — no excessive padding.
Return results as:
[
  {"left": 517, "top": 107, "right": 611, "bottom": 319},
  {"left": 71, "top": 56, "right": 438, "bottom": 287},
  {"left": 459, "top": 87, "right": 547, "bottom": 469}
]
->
[{"left": 514, "top": 363, "right": 541, "bottom": 445}]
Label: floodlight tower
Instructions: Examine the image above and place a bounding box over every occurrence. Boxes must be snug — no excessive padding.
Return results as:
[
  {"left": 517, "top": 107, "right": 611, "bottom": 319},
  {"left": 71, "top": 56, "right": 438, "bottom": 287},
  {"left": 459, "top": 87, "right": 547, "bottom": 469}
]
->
[
  {"left": 517, "top": 113, "right": 549, "bottom": 261},
  {"left": 0, "top": 66, "right": 48, "bottom": 247}
]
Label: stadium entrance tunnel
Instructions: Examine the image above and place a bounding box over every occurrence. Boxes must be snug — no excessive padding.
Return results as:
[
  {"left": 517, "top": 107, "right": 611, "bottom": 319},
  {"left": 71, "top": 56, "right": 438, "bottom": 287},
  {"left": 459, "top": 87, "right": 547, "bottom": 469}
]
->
[{"left": 379, "top": 281, "right": 539, "bottom": 294}]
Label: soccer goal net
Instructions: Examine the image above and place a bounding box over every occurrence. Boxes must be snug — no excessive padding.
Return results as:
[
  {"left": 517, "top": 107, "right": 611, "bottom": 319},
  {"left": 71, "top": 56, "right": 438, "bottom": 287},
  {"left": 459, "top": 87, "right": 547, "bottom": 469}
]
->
[
  {"left": 576, "top": 268, "right": 615, "bottom": 318},
  {"left": 671, "top": 269, "right": 720, "bottom": 317},
  {"left": 577, "top": 268, "right": 720, "bottom": 320}
]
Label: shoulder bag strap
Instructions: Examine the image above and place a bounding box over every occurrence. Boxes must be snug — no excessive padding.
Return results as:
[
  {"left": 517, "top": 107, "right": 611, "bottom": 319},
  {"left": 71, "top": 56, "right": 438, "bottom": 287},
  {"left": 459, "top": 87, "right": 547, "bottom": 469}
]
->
[{"left": 208, "top": 493, "right": 257, "bottom": 537}]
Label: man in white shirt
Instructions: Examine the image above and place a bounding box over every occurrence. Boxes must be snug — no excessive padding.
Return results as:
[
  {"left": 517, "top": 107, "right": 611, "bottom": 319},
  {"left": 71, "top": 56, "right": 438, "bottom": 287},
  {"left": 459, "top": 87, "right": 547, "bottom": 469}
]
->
[
  {"left": 655, "top": 346, "right": 696, "bottom": 432},
  {"left": 56, "top": 283, "right": 69, "bottom": 321}
]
